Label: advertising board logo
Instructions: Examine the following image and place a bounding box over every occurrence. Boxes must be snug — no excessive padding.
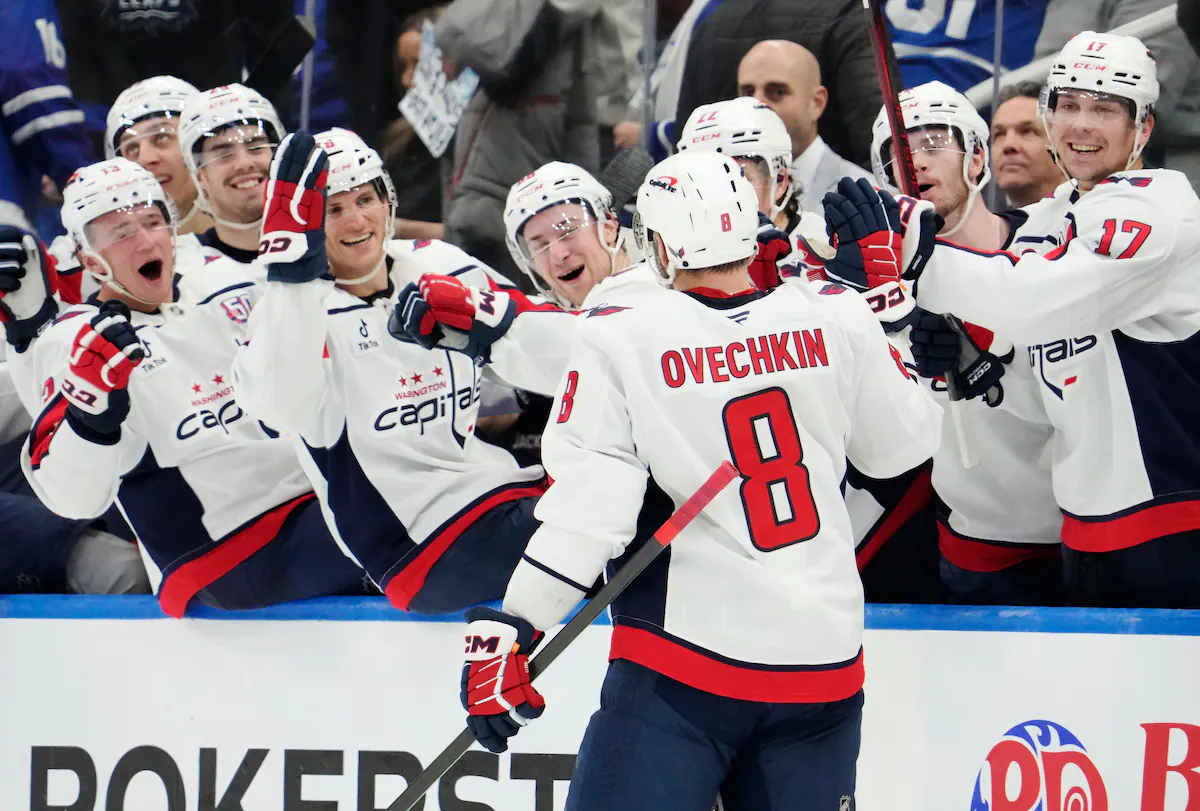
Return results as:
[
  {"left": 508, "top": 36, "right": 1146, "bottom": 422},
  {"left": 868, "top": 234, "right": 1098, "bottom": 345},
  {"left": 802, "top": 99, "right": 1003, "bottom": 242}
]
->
[{"left": 971, "top": 720, "right": 1107, "bottom": 811}]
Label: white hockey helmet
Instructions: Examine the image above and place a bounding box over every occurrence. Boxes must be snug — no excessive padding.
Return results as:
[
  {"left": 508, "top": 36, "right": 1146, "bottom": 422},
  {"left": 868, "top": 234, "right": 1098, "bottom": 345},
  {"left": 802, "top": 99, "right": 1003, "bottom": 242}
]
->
[
  {"left": 315, "top": 127, "right": 397, "bottom": 285},
  {"left": 503, "top": 161, "right": 617, "bottom": 305},
  {"left": 105, "top": 75, "right": 199, "bottom": 159},
  {"left": 1039, "top": 31, "right": 1159, "bottom": 170},
  {"left": 61, "top": 158, "right": 175, "bottom": 302},
  {"left": 677, "top": 97, "right": 795, "bottom": 219},
  {"left": 178, "top": 83, "right": 285, "bottom": 177},
  {"left": 634, "top": 152, "right": 758, "bottom": 286}
]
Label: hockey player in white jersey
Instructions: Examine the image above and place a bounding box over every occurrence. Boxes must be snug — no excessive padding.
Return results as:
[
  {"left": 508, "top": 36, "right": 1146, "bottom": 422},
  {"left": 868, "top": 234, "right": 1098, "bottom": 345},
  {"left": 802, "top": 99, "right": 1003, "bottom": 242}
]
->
[
  {"left": 863, "top": 33, "right": 1200, "bottom": 608},
  {"left": 178, "top": 84, "right": 284, "bottom": 266},
  {"left": 107, "top": 76, "right": 213, "bottom": 236},
  {"left": 859, "top": 80, "right": 1064, "bottom": 605},
  {"left": 232, "top": 130, "right": 550, "bottom": 613},
  {"left": 454, "top": 152, "right": 941, "bottom": 809},
  {"left": 19, "top": 158, "right": 366, "bottom": 617}
]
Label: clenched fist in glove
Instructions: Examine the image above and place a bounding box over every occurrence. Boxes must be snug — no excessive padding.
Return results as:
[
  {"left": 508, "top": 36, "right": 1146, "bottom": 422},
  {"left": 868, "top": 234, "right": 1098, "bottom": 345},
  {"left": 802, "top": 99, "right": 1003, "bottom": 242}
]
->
[
  {"left": 63, "top": 301, "right": 146, "bottom": 437},
  {"left": 260, "top": 131, "right": 330, "bottom": 284},
  {"left": 388, "top": 274, "right": 516, "bottom": 364},
  {"left": 822, "top": 177, "right": 905, "bottom": 292},
  {"left": 0, "top": 226, "right": 59, "bottom": 350},
  {"left": 461, "top": 606, "right": 545, "bottom": 753},
  {"left": 748, "top": 212, "right": 792, "bottom": 291},
  {"left": 910, "top": 310, "right": 1005, "bottom": 405}
]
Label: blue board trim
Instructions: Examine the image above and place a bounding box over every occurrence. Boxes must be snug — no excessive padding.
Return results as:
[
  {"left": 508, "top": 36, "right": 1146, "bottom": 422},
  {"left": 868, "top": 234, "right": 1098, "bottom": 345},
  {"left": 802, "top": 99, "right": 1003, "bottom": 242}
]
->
[{"left": 2, "top": 596, "right": 1199, "bottom": 635}]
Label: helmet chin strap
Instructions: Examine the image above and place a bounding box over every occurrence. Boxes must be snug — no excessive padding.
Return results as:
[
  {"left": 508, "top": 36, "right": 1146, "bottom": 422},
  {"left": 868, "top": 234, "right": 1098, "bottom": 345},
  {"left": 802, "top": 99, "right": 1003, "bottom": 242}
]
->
[
  {"left": 84, "top": 251, "right": 164, "bottom": 308},
  {"left": 939, "top": 187, "right": 977, "bottom": 238},
  {"left": 193, "top": 186, "right": 263, "bottom": 231}
]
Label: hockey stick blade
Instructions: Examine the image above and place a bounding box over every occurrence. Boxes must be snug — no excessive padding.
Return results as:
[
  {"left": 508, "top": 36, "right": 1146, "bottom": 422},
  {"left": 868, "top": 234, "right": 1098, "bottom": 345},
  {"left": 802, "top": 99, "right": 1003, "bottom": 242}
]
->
[
  {"left": 244, "top": 15, "right": 317, "bottom": 100},
  {"left": 387, "top": 461, "right": 739, "bottom": 811},
  {"left": 599, "top": 147, "right": 655, "bottom": 212}
]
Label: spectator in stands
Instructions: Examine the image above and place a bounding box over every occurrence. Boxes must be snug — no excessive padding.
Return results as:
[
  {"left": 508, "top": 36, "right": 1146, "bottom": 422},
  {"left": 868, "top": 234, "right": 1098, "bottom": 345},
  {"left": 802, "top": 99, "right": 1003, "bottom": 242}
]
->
[
  {"left": 0, "top": 0, "right": 95, "bottom": 234},
  {"left": 593, "top": 0, "right": 644, "bottom": 165},
  {"left": 737, "top": 40, "right": 872, "bottom": 214},
  {"left": 674, "top": 0, "right": 894, "bottom": 169},
  {"left": 434, "top": 0, "right": 601, "bottom": 287},
  {"left": 990, "top": 81, "right": 1061, "bottom": 207}
]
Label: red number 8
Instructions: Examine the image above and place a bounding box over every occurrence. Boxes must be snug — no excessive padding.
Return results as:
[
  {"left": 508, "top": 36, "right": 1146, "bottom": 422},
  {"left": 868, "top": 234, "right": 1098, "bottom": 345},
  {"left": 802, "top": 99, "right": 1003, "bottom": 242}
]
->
[{"left": 720, "top": 213, "right": 732, "bottom": 232}]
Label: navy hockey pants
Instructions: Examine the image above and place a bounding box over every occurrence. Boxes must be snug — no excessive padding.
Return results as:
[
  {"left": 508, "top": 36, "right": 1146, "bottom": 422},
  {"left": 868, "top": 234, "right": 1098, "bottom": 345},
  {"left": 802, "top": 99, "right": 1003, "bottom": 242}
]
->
[
  {"left": 941, "top": 556, "right": 1064, "bottom": 606},
  {"left": 1063, "top": 530, "right": 1200, "bottom": 608},
  {"left": 565, "top": 660, "right": 863, "bottom": 811},
  {"left": 407, "top": 495, "right": 541, "bottom": 615},
  {"left": 194, "top": 499, "right": 370, "bottom": 610}
]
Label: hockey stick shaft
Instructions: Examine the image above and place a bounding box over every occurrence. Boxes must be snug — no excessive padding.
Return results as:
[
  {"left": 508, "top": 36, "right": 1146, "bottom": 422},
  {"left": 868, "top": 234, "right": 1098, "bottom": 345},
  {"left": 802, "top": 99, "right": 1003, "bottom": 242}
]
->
[
  {"left": 862, "top": 0, "right": 979, "bottom": 469},
  {"left": 388, "top": 461, "right": 739, "bottom": 811}
]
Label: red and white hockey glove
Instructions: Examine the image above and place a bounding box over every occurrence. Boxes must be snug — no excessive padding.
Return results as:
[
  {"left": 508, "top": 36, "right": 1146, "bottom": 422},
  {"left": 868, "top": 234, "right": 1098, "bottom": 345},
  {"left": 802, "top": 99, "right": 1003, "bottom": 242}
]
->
[
  {"left": 63, "top": 301, "right": 145, "bottom": 436},
  {"left": 0, "top": 225, "right": 59, "bottom": 350},
  {"left": 894, "top": 193, "right": 941, "bottom": 282},
  {"left": 389, "top": 274, "right": 516, "bottom": 363},
  {"left": 260, "top": 131, "right": 330, "bottom": 284},
  {"left": 460, "top": 606, "right": 545, "bottom": 754},
  {"left": 748, "top": 213, "right": 792, "bottom": 290},
  {"left": 822, "top": 177, "right": 905, "bottom": 292}
]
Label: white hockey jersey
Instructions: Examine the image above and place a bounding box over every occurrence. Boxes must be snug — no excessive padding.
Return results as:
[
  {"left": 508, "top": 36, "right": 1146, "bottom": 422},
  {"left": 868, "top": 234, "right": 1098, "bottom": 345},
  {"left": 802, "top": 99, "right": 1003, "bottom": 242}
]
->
[
  {"left": 231, "top": 238, "right": 549, "bottom": 609},
  {"left": 503, "top": 281, "right": 942, "bottom": 703},
  {"left": 916, "top": 170, "right": 1200, "bottom": 553},
  {"left": 20, "top": 256, "right": 329, "bottom": 616}
]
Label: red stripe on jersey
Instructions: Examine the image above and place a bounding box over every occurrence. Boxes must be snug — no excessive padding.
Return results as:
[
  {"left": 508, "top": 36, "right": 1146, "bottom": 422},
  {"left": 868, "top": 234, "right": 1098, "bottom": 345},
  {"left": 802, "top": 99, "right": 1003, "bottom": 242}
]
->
[
  {"left": 855, "top": 466, "right": 934, "bottom": 569},
  {"left": 157, "top": 492, "right": 315, "bottom": 618},
  {"left": 384, "top": 478, "right": 550, "bottom": 609},
  {"left": 28, "top": 395, "right": 70, "bottom": 470},
  {"left": 609, "top": 626, "right": 864, "bottom": 704},
  {"left": 1062, "top": 499, "right": 1200, "bottom": 553},
  {"left": 938, "top": 521, "right": 1061, "bottom": 572}
]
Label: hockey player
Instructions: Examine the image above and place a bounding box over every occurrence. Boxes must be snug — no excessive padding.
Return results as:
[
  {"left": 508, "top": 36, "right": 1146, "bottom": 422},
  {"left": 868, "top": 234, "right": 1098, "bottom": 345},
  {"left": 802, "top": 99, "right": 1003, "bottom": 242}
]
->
[
  {"left": 858, "top": 33, "right": 1200, "bottom": 608},
  {"left": 232, "top": 130, "right": 550, "bottom": 613},
  {"left": 455, "top": 152, "right": 942, "bottom": 808},
  {"left": 863, "top": 81, "right": 1063, "bottom": 605},
  {"left": 178, "top": 84, "right": 284, "bottom": 265},
  {"left": 106, "top": 76, "right": 213, "bottom": 235},
  {"left": 20, "top": 158, "right": 366, "bottom": 617}
]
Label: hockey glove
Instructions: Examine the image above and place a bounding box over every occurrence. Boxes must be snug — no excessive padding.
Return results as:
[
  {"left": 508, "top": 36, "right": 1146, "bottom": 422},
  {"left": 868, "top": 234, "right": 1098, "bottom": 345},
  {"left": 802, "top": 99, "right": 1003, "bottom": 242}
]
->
[
  {"left": 910, "top": 311, "right": 1004, "bottom": 404},
  {"left": 748, "top": 212, "right": 792, "bottom": 290},
  {"left": 63, "top": 301, "right": 145, "bottom": 436},
  {"left": 894, "top": 194, "right": 942, "bottom": 281},
  {"left": 0, "top": 226, "right": 59, "bottom": 350},
  {"left": 822, "top": 177, "right": 904, "bottom": 292},
  {"left": 461, "top": 606, "right": 545, "bottom": 753},
  {"left": 389, "top": 274, "right": 516, "bottom": 364},
  {"left": 260, "top": 131, "right": 331, "bottom": 284}
]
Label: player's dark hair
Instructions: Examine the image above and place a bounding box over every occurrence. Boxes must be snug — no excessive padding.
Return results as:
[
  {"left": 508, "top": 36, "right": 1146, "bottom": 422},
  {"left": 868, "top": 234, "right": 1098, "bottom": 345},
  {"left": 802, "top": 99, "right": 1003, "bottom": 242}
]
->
[{"left": 695, "top": 255, "right": 755, "bottom": 275}]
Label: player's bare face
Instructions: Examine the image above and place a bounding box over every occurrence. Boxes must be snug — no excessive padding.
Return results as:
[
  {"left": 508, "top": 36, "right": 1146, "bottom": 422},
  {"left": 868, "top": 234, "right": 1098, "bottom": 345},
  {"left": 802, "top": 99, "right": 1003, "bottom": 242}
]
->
[
  {"left": 326, "top": 184, "right": 389, "bottom": 280},
  {"left": 117, "top": 115, "right": 198, "bottom": 212},
  {"left": 196, "top": 124, "right": 275, "bottom": 223},
  {"left": 86, "top": 204, "right": 175, "bottom": 305},
  {"left": 1047, "top": 90, "right": 1141, "bottom": 188},
  {"left": 990, "top": 96, "right": 1059, "bottom": 201},
  {"left": 521, "top": 202, "right": 615, "bottom": 307},
  {"left": 891, "top": 127, "right": 970, "bottom": 220}
]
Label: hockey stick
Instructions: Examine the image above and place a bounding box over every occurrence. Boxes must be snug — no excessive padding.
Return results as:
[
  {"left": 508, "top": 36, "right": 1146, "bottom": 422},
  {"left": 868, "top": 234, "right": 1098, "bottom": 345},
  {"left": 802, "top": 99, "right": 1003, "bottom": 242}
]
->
[
  {"left": 244, "top": 15, "right": 318, "bottom": 101},
  {"left": 387, "top": 460, "right": 739, "bottom": 811},
  {"left": 861, "top": 0, "right": 980, "bottom": 470}
]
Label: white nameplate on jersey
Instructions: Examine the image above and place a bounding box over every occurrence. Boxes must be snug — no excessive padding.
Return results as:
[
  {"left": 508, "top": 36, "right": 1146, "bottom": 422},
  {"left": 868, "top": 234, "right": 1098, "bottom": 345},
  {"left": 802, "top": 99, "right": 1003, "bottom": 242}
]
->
[
  {"left": 349, "top": 317, "right": 381, "bottom": 356},
  {"left": 397, "top": 21, "right": 479, "bottom": 158}
]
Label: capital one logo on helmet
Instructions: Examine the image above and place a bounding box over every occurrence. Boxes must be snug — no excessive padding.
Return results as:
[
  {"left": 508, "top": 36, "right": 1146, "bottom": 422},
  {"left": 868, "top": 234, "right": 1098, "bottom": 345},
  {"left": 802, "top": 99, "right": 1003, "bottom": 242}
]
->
[
  {"left": 649, "top": 176, "right": 678, "bottom": 193},
  {"left": 971, "top": 720, "right": 1107, "bottom": 811}
]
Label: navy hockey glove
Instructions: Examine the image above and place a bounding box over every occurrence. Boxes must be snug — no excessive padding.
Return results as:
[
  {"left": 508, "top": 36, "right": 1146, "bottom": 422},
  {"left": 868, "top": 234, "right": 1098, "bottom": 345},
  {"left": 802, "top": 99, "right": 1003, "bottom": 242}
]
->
[
  {"left": 822, "top": 178, "right": 904, "bottom": 292},
  {"left": 748, "top": 212, "right": 792, "bottom": 290},
  {"left": 461, "top": 606, "right": 545, "bottom": 754},
  {"left": 910, "top": 311, "right": 1004, "bottom": 405},
  {"left": 63, "top": 301, "right": 145, "bottom": 437},
  {"left": 0, "top": 226, "right": 58, "bottom": 350},
  {"left": 260, "top": 131, "right": 330, "bottom": 284},
  {"left": 389, "top": 274, "right": 516, "bottom": 363}
]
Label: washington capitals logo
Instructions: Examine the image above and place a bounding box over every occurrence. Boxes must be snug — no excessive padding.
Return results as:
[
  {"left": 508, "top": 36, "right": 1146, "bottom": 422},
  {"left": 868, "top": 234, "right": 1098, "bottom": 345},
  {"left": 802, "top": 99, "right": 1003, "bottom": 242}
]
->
[{"left": 583, "top": 305, "right": 630, "bottom": 318}]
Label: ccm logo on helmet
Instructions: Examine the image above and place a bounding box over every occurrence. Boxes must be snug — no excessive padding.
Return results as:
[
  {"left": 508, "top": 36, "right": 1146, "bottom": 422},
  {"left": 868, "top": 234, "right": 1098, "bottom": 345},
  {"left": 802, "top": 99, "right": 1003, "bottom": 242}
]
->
[{"left": 176, "top": 401, "right": 244, "bottom": 439}]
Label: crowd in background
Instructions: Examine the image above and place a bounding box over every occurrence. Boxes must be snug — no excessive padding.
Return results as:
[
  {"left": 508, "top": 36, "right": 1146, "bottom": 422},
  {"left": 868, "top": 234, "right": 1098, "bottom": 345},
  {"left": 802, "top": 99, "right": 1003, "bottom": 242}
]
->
[{"left": 2, "top": 0, "right": 1199, "bottom": 610}]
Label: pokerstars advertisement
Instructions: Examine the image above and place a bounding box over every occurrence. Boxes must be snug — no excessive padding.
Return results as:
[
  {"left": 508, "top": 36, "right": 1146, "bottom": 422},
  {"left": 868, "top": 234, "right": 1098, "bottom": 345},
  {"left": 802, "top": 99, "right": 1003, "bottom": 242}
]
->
[{"left": 3, "top": 603, "right": 1199, "bottom": 811}]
